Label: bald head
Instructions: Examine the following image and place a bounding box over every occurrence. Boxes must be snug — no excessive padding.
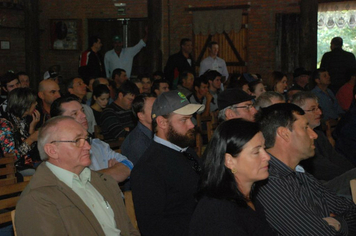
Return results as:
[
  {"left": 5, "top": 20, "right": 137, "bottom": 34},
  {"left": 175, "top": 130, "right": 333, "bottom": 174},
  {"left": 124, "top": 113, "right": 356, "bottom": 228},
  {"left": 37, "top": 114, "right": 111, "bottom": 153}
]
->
[{"left": 38, "top": 79, "right": 61, "bottom": 108}]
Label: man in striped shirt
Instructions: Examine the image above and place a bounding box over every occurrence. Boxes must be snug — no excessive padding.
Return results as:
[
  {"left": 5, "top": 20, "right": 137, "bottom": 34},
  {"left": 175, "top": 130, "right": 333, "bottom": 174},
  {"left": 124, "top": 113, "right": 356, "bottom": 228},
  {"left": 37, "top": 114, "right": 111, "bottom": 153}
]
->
[{"left": 255, "top": 103, "right": 356, "bottom": 236}]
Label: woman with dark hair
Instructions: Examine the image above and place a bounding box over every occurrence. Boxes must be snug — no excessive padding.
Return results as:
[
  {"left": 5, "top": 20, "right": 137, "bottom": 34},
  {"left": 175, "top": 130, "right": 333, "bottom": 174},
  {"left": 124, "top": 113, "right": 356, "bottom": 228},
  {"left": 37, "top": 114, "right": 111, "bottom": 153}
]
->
[
  {"left": 271, "top": 71, "right": 288, "bottom": 94},
  {"left": 90, "top": 84, "right": 110, "bottom": 125},
  {"left": 0, "top": 88, "right": 40, "bottom": 171},
  {"left": 189, "top": 119, "right": 275, "bottom": 236}
]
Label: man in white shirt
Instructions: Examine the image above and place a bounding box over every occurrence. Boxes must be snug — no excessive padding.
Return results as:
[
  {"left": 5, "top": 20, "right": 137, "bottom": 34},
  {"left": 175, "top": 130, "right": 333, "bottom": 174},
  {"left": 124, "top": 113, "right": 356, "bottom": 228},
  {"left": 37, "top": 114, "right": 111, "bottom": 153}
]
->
[
  {"left": 199, "top": 41, "right": 229, "bottom": 82},
  {"left": 15, "top": 116, "right": 140, "bottom": 236},
  {"left": 104, "top": 32, "right": 147, "bottom": 79}
]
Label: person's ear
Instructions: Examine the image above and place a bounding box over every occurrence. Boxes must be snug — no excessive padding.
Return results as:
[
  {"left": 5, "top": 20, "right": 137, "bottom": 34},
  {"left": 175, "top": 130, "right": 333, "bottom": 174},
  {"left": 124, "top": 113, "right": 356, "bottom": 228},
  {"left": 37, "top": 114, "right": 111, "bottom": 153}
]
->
[
  {"left": 38, "top": 91, "right": 44, "bottom": 100},
  {"left": 93, "top": 95, "right": 97, "bottom": 102},
  {"left": 156, "top": 116, "right": 168, "bottom": 129},
  {"left": 225, "top": 108, "right": 238, "bottom": 120},
  {"left": 137, "top": 111, "right": 144, "bottom": 121},
  {"left": 44, "top": 143, "right": 59, "bottom": 160},
  {"left": 224, "top": 153, "right": 234, "bottom": 169},
  {"left": 276, "top": 126, "right": 290, "bottom": 143}
]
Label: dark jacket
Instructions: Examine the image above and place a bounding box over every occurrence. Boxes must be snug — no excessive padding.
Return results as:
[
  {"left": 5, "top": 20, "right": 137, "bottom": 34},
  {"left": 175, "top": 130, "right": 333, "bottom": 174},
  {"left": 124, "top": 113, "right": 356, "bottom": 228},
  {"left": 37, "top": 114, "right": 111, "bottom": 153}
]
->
[
  {"left": 164, "top": 51, "right": 195, "bottom": 88},
  {"left": 320, "top": 48, "right": 356, "bottom": 93},
  {"left": 189, "top": 196, "right": 276, "bottom": 236}
]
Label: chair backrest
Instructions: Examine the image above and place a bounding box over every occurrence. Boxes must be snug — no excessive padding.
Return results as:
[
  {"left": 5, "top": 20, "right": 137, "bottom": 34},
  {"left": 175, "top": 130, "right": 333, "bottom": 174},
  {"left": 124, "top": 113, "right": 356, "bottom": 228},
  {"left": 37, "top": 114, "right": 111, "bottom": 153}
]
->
[
  {"left": 124, "top": 191, "right": 138, "bottom": 229},
  {"left": 351, "top": 179, "right": 356, "bottom": 204},
  {"left": 0, "top": 181, "right": 29, "bottom": 225},
  {"left": 0, "top": 154, "right": 17, "bottom": 186}
]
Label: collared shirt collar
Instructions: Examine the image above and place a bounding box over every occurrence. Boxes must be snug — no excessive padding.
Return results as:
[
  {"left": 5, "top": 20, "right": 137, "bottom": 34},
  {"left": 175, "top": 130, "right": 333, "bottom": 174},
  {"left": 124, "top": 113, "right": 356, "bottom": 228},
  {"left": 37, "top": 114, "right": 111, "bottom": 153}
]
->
[
  {"left": 268, "top": 154, "right": 305, "bottom": 178},
  {"left": 153, "top": 134, "right": 188, "bottom": 152},
  {"left": 137, "top": 121, "right": 153, "bottom": 139},
  {"left": 46, "top": 161, "right": 91, "bottom": 189}
]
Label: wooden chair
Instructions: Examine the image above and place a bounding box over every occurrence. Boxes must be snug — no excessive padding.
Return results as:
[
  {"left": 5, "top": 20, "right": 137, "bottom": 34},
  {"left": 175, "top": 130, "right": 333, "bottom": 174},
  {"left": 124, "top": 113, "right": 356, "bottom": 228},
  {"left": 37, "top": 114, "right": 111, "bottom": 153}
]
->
[
  {"left": 124, "top": 191, "right": 138, "bottom": 229},
  {"left": 324, "top": 119, "right": 339, "bottom": 147},
  {"left": 0, "top": 180, "right": 29, "bottom": 225},
  {"left": 0, "top": 154, "right": 17, "bottom": 186},
  {"left": 350, "top": 179, "right": 356, "bottom": 204}
]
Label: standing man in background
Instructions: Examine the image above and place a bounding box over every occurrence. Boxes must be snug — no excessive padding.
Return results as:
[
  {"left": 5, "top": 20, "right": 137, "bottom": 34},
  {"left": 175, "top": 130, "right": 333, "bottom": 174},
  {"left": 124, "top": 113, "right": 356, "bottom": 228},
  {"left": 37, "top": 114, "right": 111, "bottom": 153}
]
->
[
  {"left": 105, "top": 29, "right": 147, "bottom": 79},
  {"left": 79, "top": 36, "right": 106, "bottom": 84},
  {"left": 199, "top": 41, "right": 229, "bottom": 82},
  {"left": 320, "top": 37, "right": 356, "bottom": 94},
  {"left": 164, "top": 38, "right": 195, "bottom": 89}
]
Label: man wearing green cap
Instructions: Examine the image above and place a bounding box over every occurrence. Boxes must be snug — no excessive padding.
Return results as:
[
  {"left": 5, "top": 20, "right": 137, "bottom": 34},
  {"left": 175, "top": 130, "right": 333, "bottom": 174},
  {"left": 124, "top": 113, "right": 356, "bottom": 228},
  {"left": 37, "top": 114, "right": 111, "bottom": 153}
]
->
[
  {"left": 131, "top": 90, "right": 204, "bottom": 236},
  {"left": 104, "top": 30, "right": 147, "bottom": 79}
]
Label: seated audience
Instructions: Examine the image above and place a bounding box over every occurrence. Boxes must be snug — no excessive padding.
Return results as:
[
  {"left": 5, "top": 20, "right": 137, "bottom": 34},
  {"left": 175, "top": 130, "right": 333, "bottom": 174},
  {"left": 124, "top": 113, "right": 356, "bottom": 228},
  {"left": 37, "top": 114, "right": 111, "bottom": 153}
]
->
[
  {"left": 15, "top": 116, "right": 139, "bottom": 236},
  {"left": 100, "top": 80, "right": 139, "bottom": 139},
  {"left": 270, "top": 71, "right": 288, "bottom": 95},
  {"left": 249, "top": 79, "right": 266, "bottom": 99},
  {"left": 334, "top": 86, "right": 356, "bottom": 165},
  {"left": 217, "top": 88, "right": 256, "bottom": 122},
  {"left": 151, "top": 78, "right": 170, "bottom": 97},
  {"left": 67, "top": 77, "right": 97, "bottom": 133},
  {"left": 131, "top": 78, "right": 144, "bottom": 94},
  {"left": 205, "top": 70, "right": 222, "bottom": 112},
  {"left": 188, "top": 76, "right": 211, "bottom": 119},
  {"left": 86, "top": 77, "right": 113, "bottom": 106},
  {"left": 90, "top": 84, "right": 110, "bottom": 125},
  {"left": 131, "top": 91, "right": 203, "bottom": 236},
  {"left": 121, "top": 94, "right": 156, "bottom": 190},
  {"left": 254, "top": 91, "right": 285, "bottom": 110},
  {"left": 51, "top": 96, "right": 132, "bottom": 182},
  {"left": 43, "top": 70, "right": 59, "bottom": 84},
  {"left": 336, "top": 68, "right": 356, "bottom": 111},
  {"left": 138, "top": 73, "right": 152, "bottom": 93},
  {"left": 255, "top": 103, "right": 356, "bottom": 235},
  {"left": 112, "top": 68, "right": 128, "bottom": 90},
  {"left": 0, "top": 71, "right": 20, "bottom": 117},
  {"left": 290, "top": 67, "right": 311, "bottom": 91},
  {"left": 177, "top": 71, "right": 194, "bottom": 97},
  {"left": 152, "top": 70, "right": 164, "bottom": 80},
  {"left": 36, "top": 79, "right": 61, "bottom": 129},
  {"left": 311, "top": 68, "right": 344, "bottom": 121},
  {"left": 291, "top": 91, "right": 356, "bottom": 197},
  {"left": 189, "top": 119, "right": 275, "bottom": 236},
  {"left": 17, "top": 71, "right": 30, "bottom": 88},
  {"left": 0, "top": 88, "right": 40, "bottom": 173}
]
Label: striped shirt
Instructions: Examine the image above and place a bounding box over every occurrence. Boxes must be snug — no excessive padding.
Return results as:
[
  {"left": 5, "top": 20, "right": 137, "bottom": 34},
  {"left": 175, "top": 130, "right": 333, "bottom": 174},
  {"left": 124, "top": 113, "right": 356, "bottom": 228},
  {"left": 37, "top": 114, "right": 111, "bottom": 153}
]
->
[
  {"left": 100, "top": 102, "right": 135, "bottom": 140},
  {"left": 256, "top": 155, "right": 356, "bottom": 236}
]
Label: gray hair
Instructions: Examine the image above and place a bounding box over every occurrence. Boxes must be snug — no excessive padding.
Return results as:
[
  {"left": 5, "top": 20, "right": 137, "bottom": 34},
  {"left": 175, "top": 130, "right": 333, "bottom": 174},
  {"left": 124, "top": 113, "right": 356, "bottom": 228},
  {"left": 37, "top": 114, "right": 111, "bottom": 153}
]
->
[
  {"left": 255, "top": 91, "right": 285, "bottom": 109},
  {"left": 37, "top": 116, "right": 75, "bottom": 161},
  {"left": 218, "top": 105, "right": 239, "bottom": 122},
  {"left": 290, "top": 91, "right": 318, "bottom": 108}
]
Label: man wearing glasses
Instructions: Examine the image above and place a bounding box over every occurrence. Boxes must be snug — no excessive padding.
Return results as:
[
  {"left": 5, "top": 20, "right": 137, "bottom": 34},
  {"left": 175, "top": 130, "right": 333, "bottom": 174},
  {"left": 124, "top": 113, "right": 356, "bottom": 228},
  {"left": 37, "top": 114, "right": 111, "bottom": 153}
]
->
[
  {"left": 16, "top": 116, "right": 140, "bottom": 235},
  {"left": 217, "top": 88, "right": 257, "bottom": 122},
  {"left": 131, "top": 91, "right": 204, "bottom": 236},
  {"left": 291, "top": 91, "right": 356, "bottom": 198},
  {"left": 50, "top": 95, "right": 133, "bottom": 183}
]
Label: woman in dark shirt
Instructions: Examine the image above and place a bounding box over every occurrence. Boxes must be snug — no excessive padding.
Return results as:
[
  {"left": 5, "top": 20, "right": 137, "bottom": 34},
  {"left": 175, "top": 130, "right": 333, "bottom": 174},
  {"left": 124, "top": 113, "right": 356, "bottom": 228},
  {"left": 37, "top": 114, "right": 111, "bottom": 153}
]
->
[
  {"left": 189, "top": 119, "right": 276, "bottom": 236},
  {"left": 90, "top": 84, "right": 110, "bottom": 125}
]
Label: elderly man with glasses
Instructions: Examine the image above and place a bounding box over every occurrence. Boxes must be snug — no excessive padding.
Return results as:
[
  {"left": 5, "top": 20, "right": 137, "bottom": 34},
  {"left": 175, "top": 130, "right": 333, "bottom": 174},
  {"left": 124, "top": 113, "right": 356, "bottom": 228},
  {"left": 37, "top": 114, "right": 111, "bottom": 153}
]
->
[
  {"left": 15, "top": 116, "right": 140, "bottom": 236},
  {"left": 217, "top": 88, "right": 257, "bottom": 122}
]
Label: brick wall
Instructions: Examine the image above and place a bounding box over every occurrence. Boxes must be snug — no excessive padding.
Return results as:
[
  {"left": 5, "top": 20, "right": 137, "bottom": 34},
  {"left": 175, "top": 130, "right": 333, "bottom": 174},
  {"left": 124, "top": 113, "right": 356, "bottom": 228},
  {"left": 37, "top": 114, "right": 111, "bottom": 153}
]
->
[{"left": 0, "top": 0, "right": 300, "bottom": 87}]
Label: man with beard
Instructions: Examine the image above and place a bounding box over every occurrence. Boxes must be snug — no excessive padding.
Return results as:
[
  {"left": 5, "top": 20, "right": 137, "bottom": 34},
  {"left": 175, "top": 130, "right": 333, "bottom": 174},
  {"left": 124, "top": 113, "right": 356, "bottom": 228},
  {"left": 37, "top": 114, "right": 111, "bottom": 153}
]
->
[{"left": 131, "top": 90, "right": 204, "bottom": 236}]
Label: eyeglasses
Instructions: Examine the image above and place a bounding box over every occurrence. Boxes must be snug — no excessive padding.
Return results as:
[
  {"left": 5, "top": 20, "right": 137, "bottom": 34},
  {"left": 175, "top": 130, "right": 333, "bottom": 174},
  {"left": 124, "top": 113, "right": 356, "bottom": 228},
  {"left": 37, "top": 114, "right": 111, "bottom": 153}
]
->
[
  {"left": 182, "top": 151, "right": 201, "bottom": 174},
  {"left": 51, "top": 137, "right": 91, "bottom": 148},
  {"left": 304, "top": 107, "right": 321, "bottom": 113},
  {"left": 231, "top": 104, "right": 254, "bottom": 111}
]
